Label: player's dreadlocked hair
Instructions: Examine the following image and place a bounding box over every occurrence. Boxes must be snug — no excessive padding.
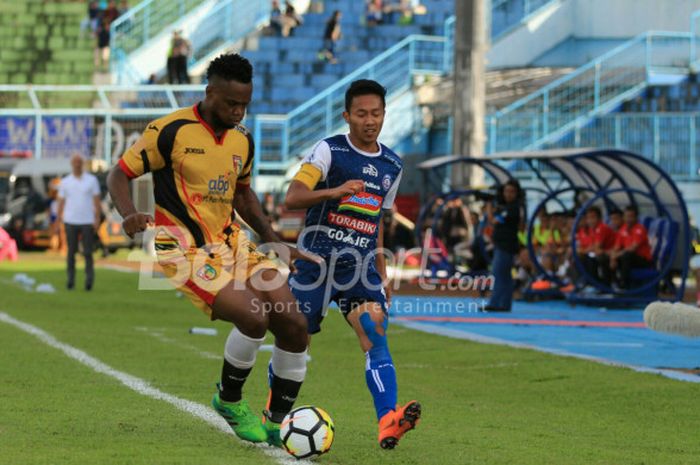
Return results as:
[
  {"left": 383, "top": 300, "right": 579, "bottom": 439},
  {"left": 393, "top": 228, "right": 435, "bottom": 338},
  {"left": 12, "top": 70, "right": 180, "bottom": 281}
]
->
[
  {"left": 206, "top": 53, "right": 253, "bottom": 84},
  {"left": 344, "top": 79, "right": 386, "bottom": 112}
]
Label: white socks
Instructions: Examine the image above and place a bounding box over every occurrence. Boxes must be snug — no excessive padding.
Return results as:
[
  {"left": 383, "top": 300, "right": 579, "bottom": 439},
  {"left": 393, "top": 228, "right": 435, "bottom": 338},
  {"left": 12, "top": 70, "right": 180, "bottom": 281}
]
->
[{"left": 224, "top": 327, "right": 265, "bottom": 369}]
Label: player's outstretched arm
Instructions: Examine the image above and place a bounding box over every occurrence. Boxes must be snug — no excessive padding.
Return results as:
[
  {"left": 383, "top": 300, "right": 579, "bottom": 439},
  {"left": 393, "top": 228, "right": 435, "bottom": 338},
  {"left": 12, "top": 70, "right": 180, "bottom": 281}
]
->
[
  {"left": 106, "top": 166, "right": 153, "bottom": 238},
  {"left": 284, "top": 179, "right": 365, "bottom": 210},
  {"left": 234, "top": 184, "right": 283, "bottom": 244}
]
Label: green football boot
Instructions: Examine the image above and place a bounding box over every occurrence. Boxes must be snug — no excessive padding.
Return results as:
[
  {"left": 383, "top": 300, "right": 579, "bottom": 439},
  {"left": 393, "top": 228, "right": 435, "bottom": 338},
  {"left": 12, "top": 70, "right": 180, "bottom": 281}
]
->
[
  {"left": 262, "top": 411, "right": 283, "bottom": 448},
  {"left": 212, "top": 387, "right": 267, "bottom": 443}
]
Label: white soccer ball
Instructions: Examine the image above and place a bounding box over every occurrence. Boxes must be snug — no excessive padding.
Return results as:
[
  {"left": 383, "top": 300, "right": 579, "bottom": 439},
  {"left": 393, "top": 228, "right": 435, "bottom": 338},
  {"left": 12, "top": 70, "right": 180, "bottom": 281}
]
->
[{"left": 281, "top": 406, "right": 335, "bottom": 460}]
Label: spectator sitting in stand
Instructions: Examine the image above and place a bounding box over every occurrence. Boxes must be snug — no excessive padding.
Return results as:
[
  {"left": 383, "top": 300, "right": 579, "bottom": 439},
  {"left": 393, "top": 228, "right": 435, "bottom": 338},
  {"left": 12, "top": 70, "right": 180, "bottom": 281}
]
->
[
  {"left": 366, "top": 0, "right": 384, "bottom": 26},
  {"left": 269, "top": 0, "right": 283, "bottom": 36},
  {"left": 280, "top": 1, "right": 303, "bottom": 37}
]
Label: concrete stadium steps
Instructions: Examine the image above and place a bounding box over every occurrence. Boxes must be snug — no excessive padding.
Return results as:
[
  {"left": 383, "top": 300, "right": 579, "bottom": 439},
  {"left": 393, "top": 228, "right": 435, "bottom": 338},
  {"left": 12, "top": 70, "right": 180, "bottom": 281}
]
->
[
  {"left": 243, "top": 0, "right": 454, "bottom": 115},
  {"left": 416, "top": 67, "right": 576, "bottom": 119},
  {"left": 0, "top": 0, "right": 94, "bottom": 85}
]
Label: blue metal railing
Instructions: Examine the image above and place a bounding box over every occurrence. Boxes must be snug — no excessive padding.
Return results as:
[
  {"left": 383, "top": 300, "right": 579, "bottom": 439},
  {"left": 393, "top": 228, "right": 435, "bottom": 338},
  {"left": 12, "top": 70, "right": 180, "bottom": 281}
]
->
[
  {"left": 255, "top": 0, "right": 562, "bottom": 168},
  {"left": 110, "top": 0, "right": 268, "bottom": 84},
  {"left": 691, "top": 10, "right": 700, "bottom": 70},
  {"left": 110, "top": 0, "right": 202, "bottom": 57},
  {"left": 254, "top": 35, "right": 446, "bottom": 168},
  {"left": 487, "top": 31, "right": 692, "bottom": 154},
  {"left": 548, "top": 112, "right": 700, "bottom": 180}
]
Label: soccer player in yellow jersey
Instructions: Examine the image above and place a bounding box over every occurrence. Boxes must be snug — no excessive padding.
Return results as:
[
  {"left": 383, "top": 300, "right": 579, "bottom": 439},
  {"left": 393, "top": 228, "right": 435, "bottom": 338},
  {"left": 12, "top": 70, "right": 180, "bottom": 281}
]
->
[{"left": 107, "top": 53, "right": 315, "bottom": 447}]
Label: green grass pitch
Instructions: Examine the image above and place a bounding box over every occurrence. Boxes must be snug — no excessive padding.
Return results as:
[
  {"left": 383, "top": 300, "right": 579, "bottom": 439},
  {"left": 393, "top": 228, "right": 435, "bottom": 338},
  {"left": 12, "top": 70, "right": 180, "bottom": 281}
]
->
[{"left": 1, "top": 258, "right": 700, "bottom": 465}]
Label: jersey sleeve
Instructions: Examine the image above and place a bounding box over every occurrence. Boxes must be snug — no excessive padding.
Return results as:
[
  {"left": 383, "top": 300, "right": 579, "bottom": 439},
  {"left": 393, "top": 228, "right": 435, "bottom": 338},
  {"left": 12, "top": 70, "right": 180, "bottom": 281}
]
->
[
  {"left": 293, "top": 163, "right": 323, "bottom": 190},
  {"left": 382, "top": 170, "right": 402, "bottom": 209},
  {"left": 237, "top": 132, "right": 255, "bottom": 186},
  {"left": 117, "top": 123, "right": 166, "bottom": 179},
  {"left": 301, "top": 141, "right": 332, "bottom": 181}
]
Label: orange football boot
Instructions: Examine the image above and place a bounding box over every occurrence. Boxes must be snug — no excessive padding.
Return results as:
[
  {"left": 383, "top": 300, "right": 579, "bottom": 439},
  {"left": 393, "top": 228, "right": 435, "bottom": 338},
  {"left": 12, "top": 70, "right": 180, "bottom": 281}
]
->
[{"left": 377, "top": 400, "right": 421, "bottom": 449}]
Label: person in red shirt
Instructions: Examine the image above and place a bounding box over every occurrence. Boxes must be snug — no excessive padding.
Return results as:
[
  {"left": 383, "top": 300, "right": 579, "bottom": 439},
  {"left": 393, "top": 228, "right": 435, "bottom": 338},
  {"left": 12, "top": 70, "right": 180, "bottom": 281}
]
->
[
  {"left": 610, "top": 205, "right": 652, "bottom": 289},
  {"left": 576, "top": 206, "right": 616, "bottom": 286}
]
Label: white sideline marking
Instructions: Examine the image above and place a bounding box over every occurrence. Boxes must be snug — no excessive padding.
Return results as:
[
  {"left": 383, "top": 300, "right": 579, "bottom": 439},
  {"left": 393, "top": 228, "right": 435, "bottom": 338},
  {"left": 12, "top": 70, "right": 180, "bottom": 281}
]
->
[{"left": 0, "top": 312, "right": 309, "bottom": 465}]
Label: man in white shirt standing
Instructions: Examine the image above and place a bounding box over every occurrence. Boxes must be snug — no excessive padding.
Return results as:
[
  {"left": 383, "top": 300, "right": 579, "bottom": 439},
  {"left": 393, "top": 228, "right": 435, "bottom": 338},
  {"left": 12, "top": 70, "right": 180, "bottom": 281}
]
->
[{"left": 57, "top": 154, "right": 101, "bottom": 290}]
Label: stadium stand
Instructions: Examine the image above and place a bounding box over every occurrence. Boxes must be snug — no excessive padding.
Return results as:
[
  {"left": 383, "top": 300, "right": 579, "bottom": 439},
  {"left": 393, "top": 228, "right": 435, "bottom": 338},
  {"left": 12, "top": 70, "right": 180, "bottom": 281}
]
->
[
  {"left": 0, "top": 0, "right": 93, "bottom": 86},
  {"left": 244, "top": 0, "right": 455, "bottom": 115}
]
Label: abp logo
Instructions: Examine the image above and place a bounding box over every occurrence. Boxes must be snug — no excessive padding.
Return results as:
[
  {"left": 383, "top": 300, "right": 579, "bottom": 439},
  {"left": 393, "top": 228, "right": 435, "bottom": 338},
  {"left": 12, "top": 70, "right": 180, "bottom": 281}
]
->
[{"left": 208, "top": 175, "right": 230, "bottom": 195}]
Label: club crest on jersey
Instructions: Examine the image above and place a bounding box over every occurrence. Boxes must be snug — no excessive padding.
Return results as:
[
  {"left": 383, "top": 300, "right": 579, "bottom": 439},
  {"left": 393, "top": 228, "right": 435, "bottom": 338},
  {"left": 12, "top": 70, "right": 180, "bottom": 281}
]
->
[
  {"left": 328, "top": 211, "right": 377, "bottom": 234},
  {"left": 196, "top": 264, "right": 217, "bottom": 281},
  {"left": 338, "top": 192, "right": 382, "bottom": 217},
  {"left": 232, "top": 155, "right": 243, "bottom": 175},
  {"left": 382, "top": 174, "right": 392, "bottom": 190},
  {"left": 362, "top": 164, "right": 379, "bottom": 177}
]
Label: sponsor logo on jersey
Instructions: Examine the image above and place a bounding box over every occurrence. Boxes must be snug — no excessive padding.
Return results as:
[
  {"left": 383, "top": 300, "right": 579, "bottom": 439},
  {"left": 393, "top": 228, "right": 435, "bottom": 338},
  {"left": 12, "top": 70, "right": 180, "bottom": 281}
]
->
[
  {"left": 328, "top": 212, "right": 377, "bottom": 234},
  {"left": 326, "top": 228, "right": 371, "bottom": 248},
  {"left": 329, "top": 145, "right": 350, "bottom": 152},
  {"left": 362, "top": 164, "right": 379, "bottom": 177},
  {"left": 338, "top": 192, "right": 382, "bottom": 216},
  {"left": 196, "top": 263, "right": 217, "bottom": 281},
  {"left": 208, "top": 175, "right": 230, "bottom": 195},
  {"left": 185, "top": 147, "right": 205, "bottom": 154},
  {"left": 364, "top": 181, "right": 381, "bottom": 190},
  {"left": 232, "top": 155, "right": 243, "bottom": 175},
  {"left": 382, "top": 174, "right": 392, "bottom": 190},
  {"left": 191, "top": 193, "right": 203, "bottom": 205}
]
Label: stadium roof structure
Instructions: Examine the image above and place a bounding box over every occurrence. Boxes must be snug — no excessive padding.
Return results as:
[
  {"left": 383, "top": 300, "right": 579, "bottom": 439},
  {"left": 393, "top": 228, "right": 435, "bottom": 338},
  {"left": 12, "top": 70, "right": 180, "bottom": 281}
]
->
[{"left": 417, "top": 148, "right": 691, "bottom": 304}]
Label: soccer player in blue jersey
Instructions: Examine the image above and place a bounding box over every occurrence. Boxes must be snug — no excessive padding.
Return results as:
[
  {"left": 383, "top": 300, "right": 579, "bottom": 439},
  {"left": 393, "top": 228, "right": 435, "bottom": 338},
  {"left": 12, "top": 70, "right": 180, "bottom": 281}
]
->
[{"left": 284, "top": 79, "right": 421, "bottom": 449}]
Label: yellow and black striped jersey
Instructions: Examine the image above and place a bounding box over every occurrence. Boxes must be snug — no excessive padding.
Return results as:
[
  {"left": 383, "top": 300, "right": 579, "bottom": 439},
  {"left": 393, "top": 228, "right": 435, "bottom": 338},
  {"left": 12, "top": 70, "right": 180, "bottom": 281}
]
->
[{"left": 118, "top": 104, "right": 254, "bottom": 248}]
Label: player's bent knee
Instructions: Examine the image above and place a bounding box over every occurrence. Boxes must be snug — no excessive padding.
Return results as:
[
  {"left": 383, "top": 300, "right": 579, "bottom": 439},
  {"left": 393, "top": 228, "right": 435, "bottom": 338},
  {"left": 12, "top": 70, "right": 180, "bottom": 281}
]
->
[
  {"left": 236, "top": 311, "right": 269, "bottom": 338},
  {"left": 272, "top": 310, "right": 308, "bottom": 346}
]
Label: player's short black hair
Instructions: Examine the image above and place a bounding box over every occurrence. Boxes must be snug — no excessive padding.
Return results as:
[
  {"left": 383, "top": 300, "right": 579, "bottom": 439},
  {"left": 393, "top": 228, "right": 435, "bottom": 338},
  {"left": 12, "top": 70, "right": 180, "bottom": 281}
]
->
[
  {"left": 609, "top": 208, "right": 623, "bottom": 217},
  {"left": 587, "top": 206, "right": 602, "bottom": 218},
  {"left": 625, "top": 204, "right": 639, "bottom": 216},
  {"left": 206, "top": 53, "right": 253, "bottom": 84},
  {"left": 344, "top": 79, "right": 386, "bottom": 112}
]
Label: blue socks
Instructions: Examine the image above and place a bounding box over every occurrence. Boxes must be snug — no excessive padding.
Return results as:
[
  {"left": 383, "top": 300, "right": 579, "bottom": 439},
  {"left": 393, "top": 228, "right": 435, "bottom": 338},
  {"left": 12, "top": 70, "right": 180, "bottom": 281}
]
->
[{"left": 365, "top": 344, "right": 398, "bottom": 420}]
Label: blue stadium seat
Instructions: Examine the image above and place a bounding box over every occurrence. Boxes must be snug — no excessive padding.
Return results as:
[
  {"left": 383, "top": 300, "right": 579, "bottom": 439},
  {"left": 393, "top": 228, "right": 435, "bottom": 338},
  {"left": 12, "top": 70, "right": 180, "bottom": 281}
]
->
[{"left": 244, "top": 0, "right": 455, "bottom": 115}]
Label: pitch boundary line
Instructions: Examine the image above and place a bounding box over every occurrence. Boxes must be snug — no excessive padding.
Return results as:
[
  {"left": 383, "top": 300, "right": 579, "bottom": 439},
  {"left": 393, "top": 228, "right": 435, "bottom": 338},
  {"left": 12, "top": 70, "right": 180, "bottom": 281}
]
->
[{"left": 0, "top": 311, "right": 309, "bottom": 465}]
